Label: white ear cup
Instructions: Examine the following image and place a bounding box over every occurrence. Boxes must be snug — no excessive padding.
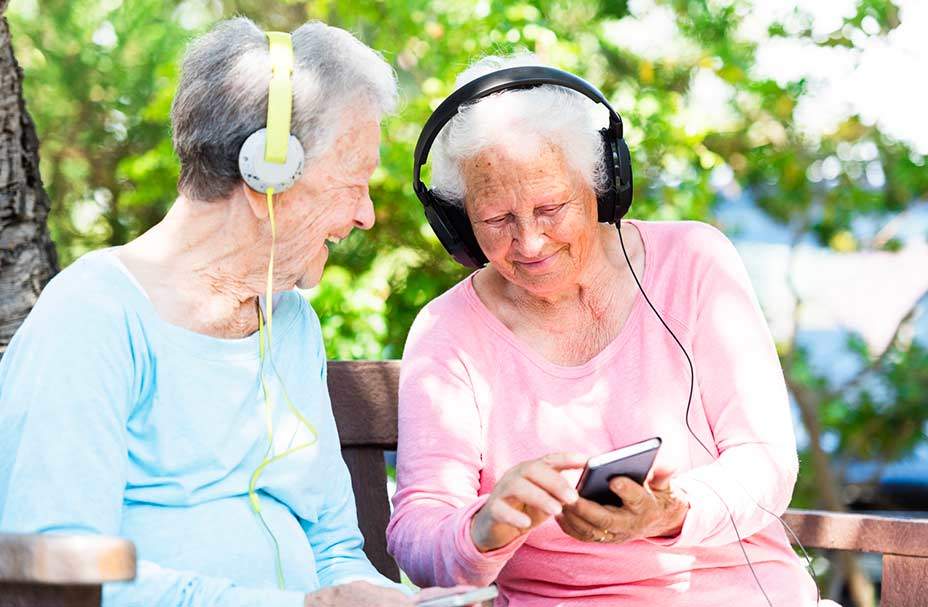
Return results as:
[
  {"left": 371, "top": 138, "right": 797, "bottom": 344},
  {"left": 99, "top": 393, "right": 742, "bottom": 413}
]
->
[{"left": 238, "top": 128, "right": 305, "bottom": 193}]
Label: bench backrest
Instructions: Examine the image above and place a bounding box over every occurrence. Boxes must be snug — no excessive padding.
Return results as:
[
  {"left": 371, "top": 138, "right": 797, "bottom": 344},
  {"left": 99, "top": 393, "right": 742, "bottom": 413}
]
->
[
  {"left": 329, "top": 360, "right": 928, "bottom": 605},
  {"left": 329, "top": 360, "right": 402, "bottom": 581}
]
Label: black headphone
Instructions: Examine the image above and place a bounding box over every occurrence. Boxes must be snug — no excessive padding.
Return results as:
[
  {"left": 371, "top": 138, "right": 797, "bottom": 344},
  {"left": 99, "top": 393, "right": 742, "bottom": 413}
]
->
[{"left": 413, "top": 65, "right": 634, "bottom": 268}]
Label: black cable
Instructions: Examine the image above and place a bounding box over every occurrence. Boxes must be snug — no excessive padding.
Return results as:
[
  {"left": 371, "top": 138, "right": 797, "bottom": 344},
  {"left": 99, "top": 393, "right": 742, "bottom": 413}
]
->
[{"left": 615, "top": 220, "right": 821, "bottom": 606}]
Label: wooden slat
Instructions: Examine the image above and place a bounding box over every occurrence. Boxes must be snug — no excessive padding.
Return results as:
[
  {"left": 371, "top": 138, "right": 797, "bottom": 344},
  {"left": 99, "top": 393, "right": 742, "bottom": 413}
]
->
[
  {"left": 328, "top": 360, "right": 399, "bottom": 448},
  {"left": 342, "top": 447, "right": 401, "bottom": 582},
  {"left": 882, "top": 555, "right": 928, "bottom": 607},
  {"left": 0, "top": 582, "right": 102, "bottom": 607},
  {"left": 0, "top": 533, "right": 135, "bottom": 584},
  {"left": 783, "top": 510, "right": 928, "bottom": 557}
]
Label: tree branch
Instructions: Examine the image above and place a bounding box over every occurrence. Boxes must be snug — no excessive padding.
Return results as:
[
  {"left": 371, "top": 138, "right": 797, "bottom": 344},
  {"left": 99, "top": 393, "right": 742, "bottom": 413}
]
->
[{"left": 828, "top": 287, "right": 928, "bottom": 400}]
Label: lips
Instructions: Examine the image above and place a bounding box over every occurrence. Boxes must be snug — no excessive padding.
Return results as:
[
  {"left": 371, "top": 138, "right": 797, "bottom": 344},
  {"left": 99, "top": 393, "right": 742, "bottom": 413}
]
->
[
  {"left": 512, "top": 249, "right": 562, "bottom": 270},
  {"left": 325, "top": 230, "right": 351, "bottom": 245}
]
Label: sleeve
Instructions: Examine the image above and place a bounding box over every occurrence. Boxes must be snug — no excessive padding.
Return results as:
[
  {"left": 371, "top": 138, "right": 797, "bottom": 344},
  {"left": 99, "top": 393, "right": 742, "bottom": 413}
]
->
[
  {"left": 0, "top": 275, "right": 305, "bottom": 607},
  {"left": 301, "top": 454, "right": 400, "bottom": 590},
  {"left": 649, "top": 225, "right": 799, "bottom": 549},
  {"left": 299, "top": 303, "right": 404, "bottom": 592},
  {"left": 386, "top": 309, "right": 526, "bottom": 587}
]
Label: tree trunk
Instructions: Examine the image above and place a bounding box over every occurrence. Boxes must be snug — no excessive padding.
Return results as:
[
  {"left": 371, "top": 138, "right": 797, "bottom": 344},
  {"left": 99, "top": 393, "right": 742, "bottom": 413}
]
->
[
  {"left": 789, "top": 378, "right": 876, "bottom": 607},
  {"left": 0, "top": 0, "right": 58, "bottom": 357}
]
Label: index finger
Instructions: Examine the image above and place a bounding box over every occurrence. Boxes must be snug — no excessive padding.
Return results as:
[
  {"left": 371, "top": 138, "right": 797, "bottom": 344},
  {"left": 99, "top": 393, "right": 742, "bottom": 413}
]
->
[{"left": 541, "top": 452, "right": 588, "bottom": 470}]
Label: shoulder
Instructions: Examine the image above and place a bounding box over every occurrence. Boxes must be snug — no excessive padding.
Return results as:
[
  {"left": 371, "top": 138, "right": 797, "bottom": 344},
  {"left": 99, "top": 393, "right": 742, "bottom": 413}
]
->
[
  {"left": 0, "top": 252, "right": 144, "bottom": 412},
  {"left": 637, "top": 219, "right": 736, "bottom": 260},
  {"left": 403, "top": 275, "right": 476, "bottom": 354},
  {"left": 15, "top": 251, "right": 141, "bottom": 338},
  {"left": 635, "top": 219, "right": 744, "bottom": 281},
  {"left": 287, "top": 290, "right": 329, "bottom": 367}
]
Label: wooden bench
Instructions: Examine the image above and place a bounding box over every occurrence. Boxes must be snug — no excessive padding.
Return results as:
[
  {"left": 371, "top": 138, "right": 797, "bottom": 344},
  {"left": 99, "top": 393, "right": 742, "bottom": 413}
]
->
[
  {"left": 3, "top": 360, "right": 927, "bottom": 606},
  {"left": 0, "top": 533, "right": 134, "bottom": 606}
]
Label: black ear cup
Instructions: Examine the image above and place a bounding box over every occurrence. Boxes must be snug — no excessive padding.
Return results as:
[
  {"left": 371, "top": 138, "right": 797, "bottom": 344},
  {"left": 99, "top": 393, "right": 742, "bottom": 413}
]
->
[
  {"left": 615, "top": 137, "right": 633, "bottom": 221},
  {"left": 596, "top": 128, "right": 619, "bottom": 224},
  {"left": 595, "top": 127, "right": 633, "bottom": 225},
  {"left": 422, "top": 193, "right": 488, "bottom": 268}
]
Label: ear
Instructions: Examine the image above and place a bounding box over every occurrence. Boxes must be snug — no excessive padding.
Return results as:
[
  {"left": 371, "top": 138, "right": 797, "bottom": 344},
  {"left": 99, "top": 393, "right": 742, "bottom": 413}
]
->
[{"left": 241, "top": 182, "right": 270, "bottom": 220}]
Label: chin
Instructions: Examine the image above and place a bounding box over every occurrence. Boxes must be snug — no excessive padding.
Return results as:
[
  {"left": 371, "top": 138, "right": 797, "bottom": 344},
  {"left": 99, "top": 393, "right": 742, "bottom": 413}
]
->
[
  {"left": 297, "top": 271, "right": 323, "bottom": 289},
  {"left": 297, "top": 247, "right": 328, "bottom": 289},
  {"left": 510, "top": 267, "right": 575, "bottom": 297}
]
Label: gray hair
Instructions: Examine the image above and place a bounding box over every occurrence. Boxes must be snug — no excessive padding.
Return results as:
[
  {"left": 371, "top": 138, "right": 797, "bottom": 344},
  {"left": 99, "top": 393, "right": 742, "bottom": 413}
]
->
[
  {"left": 172, "top": 17, "right": 397, "bottom": 201},
  {"left": 431, "top": 54, "right": 608, "bottom": 206}
]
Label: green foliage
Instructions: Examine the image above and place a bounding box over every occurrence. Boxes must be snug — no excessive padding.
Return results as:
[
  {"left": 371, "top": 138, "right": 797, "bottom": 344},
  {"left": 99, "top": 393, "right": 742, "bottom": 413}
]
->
[
  {"left": 9, "top": 0, "right": 928, "bottom": 513},
  {"left": 10, "top": 0, "right": 188, "bottom": 261}
]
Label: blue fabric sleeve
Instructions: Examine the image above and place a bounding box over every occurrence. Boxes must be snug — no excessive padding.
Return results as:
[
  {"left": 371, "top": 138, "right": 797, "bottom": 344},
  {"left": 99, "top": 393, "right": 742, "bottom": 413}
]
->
[
  {"left": 0, "top": 276, "right": 305, "bottom": 607},
  {"left": 301, "top": 450, "right": 388, "bottom": 588},
  {"left": 298, "top": 315, "right": 403, "bottom": 592}
]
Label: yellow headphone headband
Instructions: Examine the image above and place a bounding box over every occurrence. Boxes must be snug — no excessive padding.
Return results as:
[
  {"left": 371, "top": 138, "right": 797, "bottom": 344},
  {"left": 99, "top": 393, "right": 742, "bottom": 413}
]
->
[
  {"left": 264, "top": 31, "right": 293, "bottom": 165},
  {"left": 237, "top": 31, "right": 303, "bottom": 193}
]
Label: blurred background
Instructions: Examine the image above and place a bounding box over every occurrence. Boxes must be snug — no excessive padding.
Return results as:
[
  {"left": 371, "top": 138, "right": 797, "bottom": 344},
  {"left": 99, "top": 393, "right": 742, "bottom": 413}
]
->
[{"left": 2, "top": 0, "right": 926, "bottom": 604}]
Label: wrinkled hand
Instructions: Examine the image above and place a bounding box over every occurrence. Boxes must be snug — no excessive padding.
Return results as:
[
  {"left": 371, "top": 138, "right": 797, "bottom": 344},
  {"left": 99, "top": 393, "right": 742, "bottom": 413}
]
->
[
  {"left": 471, "top": 452, "right": 586, "bottom": 552},
  {"left": 304, "top": 581, "right": 413, "bottom": 607},
  {"left": 556, "top": 469, "right": 689, "bottom": 544}
]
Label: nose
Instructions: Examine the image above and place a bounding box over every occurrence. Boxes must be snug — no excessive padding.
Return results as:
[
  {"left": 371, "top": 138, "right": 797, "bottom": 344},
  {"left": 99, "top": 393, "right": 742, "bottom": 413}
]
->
[
  {"left": 353, "top": 188, "right": 375, "bottom": 230},
  {"left": 513, "top": 219, "right": 546, "bottom": 258}
]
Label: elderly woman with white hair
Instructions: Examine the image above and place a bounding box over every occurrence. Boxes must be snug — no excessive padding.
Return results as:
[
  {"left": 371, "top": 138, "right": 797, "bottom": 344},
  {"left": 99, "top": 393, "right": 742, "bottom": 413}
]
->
[
  {"left": 387, "top": 55, "right": 834, "bottom": 606},
  {"left": 0, "top": 17, "right": 455, "bottom": 607}
]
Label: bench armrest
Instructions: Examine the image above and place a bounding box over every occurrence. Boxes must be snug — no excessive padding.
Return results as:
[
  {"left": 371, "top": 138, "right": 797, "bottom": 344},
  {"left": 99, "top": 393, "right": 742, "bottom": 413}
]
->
[
  {"left": 784, "top": 509, "right": 928, "bottom": 557},
  {"left": 0, "top": 533, "right": 135, "bottom": 584}
]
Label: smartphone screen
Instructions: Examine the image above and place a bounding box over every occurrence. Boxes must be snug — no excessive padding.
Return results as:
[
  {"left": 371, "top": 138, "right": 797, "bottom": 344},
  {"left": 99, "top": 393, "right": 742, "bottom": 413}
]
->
[{"left": 415, "top": 585, "right": 499, "bottom": 607}]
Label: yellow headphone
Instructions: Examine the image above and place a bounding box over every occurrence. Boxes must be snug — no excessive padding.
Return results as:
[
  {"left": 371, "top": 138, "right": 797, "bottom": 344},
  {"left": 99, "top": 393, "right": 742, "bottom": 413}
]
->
[{"left": 239, "top": 31, "right": 318, "bottom": 590}]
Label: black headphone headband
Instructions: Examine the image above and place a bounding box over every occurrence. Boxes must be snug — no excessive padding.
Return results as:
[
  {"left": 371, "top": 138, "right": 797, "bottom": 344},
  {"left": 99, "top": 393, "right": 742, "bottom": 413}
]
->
[
  {"left": 414, "top": 66, "right": 623, "bottom": 194},
  {"left": 413, "top": 65, "right": 633, "bottom": 268}
]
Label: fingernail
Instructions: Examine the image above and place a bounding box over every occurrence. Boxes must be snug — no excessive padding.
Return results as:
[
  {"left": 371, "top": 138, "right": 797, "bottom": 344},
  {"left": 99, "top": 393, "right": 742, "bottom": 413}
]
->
[
  {"left": 565, "top": 489, "right": 579, "bottom": 503},
  {"left": 546, "top": 503, "right": 562, "bottom": 515}
]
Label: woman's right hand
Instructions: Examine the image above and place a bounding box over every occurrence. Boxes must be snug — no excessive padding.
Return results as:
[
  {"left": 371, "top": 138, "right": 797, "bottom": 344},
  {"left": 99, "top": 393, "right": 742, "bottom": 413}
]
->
[
  {"left": 304, "top": 581, "right": 412, "bottom": 606},
  {"left": 470, "top": 452, "right": 586, "bottom": 552}
]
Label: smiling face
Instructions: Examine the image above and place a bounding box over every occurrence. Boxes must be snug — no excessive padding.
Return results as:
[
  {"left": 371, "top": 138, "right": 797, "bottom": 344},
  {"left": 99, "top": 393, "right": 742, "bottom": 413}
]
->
[
  {"left": 270, "top": 113, "right": 381, "bottom": 289},
  {"left": 463, "top": 142, "right": 602, "bottom": 299}
]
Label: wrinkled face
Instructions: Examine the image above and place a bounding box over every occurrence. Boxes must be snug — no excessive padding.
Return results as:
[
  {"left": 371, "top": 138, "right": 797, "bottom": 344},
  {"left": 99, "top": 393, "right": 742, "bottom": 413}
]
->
[
  {"left": 272, "top": 115, "right": 381, "bottom": 289},
  {"left": 463, "top": 143, "right": 600, "bottom": 298}
]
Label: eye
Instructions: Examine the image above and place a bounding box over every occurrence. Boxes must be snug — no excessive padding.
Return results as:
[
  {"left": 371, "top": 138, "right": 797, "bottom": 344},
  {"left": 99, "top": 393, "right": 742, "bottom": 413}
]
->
[
  {"left": 537, "top": 204, "right": 565, "bottom": 216},
  {"left": 483, "top": 214, "right": 509, "bottom": 226}
]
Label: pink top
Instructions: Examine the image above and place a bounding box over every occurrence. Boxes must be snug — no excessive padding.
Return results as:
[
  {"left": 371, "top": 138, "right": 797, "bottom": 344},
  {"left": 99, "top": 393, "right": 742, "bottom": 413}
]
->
[{"left": 387, "top": 220, "right": 828, "bottom": 606}]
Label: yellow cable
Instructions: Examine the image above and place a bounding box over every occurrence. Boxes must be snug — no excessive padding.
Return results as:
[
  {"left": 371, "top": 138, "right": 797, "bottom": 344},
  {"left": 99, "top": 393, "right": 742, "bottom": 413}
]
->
[{"left": 247, "top": 189, "right": 320, "bottom": 590}]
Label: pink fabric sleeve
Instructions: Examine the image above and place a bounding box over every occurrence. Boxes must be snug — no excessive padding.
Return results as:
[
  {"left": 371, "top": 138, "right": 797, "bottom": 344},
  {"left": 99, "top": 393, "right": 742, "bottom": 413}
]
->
[
  {"left": 649, "top": 226, "right": 798, "bottom": 548},
  {"left": 386, "top": 312, "right": 527, "bottom": 586}
]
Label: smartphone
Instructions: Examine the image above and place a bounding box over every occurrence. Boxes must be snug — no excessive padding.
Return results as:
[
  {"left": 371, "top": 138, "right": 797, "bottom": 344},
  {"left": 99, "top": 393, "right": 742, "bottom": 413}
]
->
[
  {"left": 415, "top": 585, "right": 499, "bottom": 607},
  {"left": 575, "top": 436, "right": 662, "bottom": 508}
]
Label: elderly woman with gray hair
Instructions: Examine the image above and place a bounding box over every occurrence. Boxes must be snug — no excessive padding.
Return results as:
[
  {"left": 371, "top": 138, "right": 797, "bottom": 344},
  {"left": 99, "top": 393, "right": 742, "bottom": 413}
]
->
[
  {"left": 0, "top": 17, "right": 451, "bottom": 607},
  {"left": 387, "top": 55, "right": 835, "bottom": 606}
]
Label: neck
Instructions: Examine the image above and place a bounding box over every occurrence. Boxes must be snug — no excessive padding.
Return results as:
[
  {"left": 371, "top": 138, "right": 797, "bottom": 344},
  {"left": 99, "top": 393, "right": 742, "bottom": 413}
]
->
[{"left": 121, "top": 192, "right": 279, "bottom": 338}]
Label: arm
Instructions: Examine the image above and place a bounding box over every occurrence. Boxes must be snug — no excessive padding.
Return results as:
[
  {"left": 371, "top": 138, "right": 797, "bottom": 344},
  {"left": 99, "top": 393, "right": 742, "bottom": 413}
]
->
[
  {"left": 299, "top": 310, "right": 402, "bottom": 591},
  {"left": 655, "top": 226, "right": 799, "bottom": 548},
  {"left": 0, "top": 281, "right": 305, "bottom": 607},
  {"left": 386, "top": 314, "right": 525, "bottom": 587},
  {"left": 302, "top": 403, "right": 397, "bottom": 589},
  {"left": 301, "top": 454, "right": 400, "bottom": 589}
]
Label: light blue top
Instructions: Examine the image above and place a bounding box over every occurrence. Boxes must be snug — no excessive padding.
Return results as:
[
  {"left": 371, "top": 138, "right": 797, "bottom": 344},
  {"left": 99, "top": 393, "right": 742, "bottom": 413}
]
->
[{"left": 0, "top": 250, "right": 392, "bottom": 606}]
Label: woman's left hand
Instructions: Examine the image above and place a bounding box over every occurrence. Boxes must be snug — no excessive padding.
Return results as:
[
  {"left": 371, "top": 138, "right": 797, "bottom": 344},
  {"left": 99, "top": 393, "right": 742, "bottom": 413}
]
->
[{"left": 555, "top": 470, "right": 689, "bottom": 544}]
